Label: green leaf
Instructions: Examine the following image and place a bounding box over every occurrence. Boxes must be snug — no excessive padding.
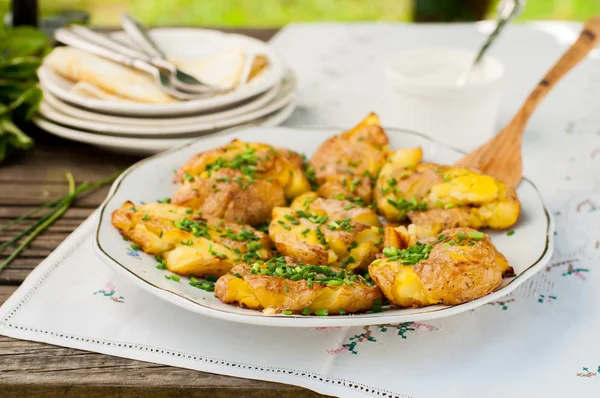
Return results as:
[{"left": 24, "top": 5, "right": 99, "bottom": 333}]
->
[
  {"left": 0, "top": 115, "right": 34, "bottom": 150},
  {"left": 0, "top": 135, "right": 8, "bottom": 162},
  {"left": 0, "top": 86, "right": 43, "bottom": 120},
  {"left": 0, "top": 26, "right": 49, "bottom": 58},
  {"left": 0, "top": 57, "right": 43, "bottom": 80}
]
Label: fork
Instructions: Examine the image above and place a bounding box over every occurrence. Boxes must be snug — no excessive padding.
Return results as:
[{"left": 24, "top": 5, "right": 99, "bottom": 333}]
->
[
  {"left": 120, "top": 13, "right": 223, "bottom": 94},
  {"left": 54, "top": 27, "right": 211, "bottom": 101},
  {"left": 68, "top": 24, "right": 217, "bottom": 95}
]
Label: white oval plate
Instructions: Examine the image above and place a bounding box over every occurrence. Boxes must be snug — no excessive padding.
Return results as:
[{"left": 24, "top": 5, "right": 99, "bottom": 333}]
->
[
  {"left": 38, "top": 71, "right": 296, "bottom": 137},
  {"left": 38, "top": 28, "right": 285, "bottom": 117},
  {"left": 94, "top": 126, "right": 554, "bottom": 327},
  {"left": 41, "top": 80, "right": 280, "bottom": 127},
  {"left": 33, "top": 100, "right": 296, "bottom": 156}
]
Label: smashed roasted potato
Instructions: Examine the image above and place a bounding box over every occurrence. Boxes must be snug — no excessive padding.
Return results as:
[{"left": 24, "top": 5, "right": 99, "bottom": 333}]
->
[
  {"left": 112, "top": 202, "right": 273, "bottom": 276},
  {"left": 269, "top": 192, "right": 383, "bottom": 271},
  {"left": 215, "top": 256, "right": 383, "bottom": 315},
  {"left": 369, "top": 226, "right": 513, "bottom": 308},
  {"left": 309, "top": 113, "right": 390, "bottom": 205},
  {"left": 172, "top": 140, "right": 311, "bottom": 226},
  {"left": 375, "top": 148, "right": 520, "bottom": 238}
]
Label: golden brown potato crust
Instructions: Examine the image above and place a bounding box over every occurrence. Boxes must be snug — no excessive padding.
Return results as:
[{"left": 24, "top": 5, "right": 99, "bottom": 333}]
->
[
  {"left": 376, "top": 149, "right": 521, "bottom": 238},
  {"left": 369, "top": 228, "right": 510, "bottom": 307},
  {"left": 172, "top": 140, "right": 311, "bottom": 225},
  {"left": 269, "top": 192, "right": 382, "bottom": 271},
  {"left": 310, "top": 113, "right": 390, "bottom": 205},
  {"left": 215, "top": 260, "right": 383, "bottom": 314},
  {"left": 111, "top": 201, "right": 273, "bottom": 277}
]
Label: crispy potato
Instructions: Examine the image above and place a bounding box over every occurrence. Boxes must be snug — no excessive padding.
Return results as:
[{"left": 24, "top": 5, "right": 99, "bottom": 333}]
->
[
  {"left": 310, "top": 113, "right": 390, "bottom": 205},
  {"left": 375, "top": 149, "right": 520, "bottom": 238},
  {"left": 172, "top": 140, "right": 311, "bottom": 225},
  {"left": 215, "top": 257, "right": 383, "bottom": 314},
  {"left": 369, "top": 227, "right": 512, "bottom": 307},
  {"left": 111, "top": 202, "right": 273, "bottom": 276},
  {"left": 269, "top": 192, "right": 383, "bottom": 271}
]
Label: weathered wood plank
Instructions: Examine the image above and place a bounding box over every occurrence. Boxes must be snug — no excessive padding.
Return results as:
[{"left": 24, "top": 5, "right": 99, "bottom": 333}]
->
[
  {"left": 0, "top": 183, "right": 112, "bottom": 206},
  {"left": 0, "top": 268, "right": 35, "bottom": 284},
  {"left": 0, "top": 126, "right": 140, "bottom": 184},
  {"left": 0, "top": 335, "right": 324, "bottom": 398},
  {"left": 0, "top": 285, "right": 14, "bottom": 301},
  {"left": 0, "top": 206, "right": 94, "bottom": 219}
]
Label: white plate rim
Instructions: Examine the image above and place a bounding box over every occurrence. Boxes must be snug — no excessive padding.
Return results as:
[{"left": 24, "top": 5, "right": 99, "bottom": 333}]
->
[
  {"left": 40, "top": 80, "right": 281, "bottom": 127},
  {"left": 93, "top": 125, "right": 555, "bottom": 327},
  {"left": 32, "top": 99, "right": 297, "bottom": 153},
  {"left": 37, "top": 72, "right": 295, "bottom": 136},
  {"left": 37, "top": 28, "right": 285, "bottom": 116}
]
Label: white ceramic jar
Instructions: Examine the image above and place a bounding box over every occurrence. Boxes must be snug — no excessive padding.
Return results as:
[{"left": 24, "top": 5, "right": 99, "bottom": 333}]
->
[{"left": 385, "top": 48, "right": 505, "bottom": 150}]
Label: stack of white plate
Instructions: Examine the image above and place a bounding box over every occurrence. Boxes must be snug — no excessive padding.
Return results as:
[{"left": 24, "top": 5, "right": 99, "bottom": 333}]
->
[{"left": 34, "top": 28, "right": 296, "bottom": 156}]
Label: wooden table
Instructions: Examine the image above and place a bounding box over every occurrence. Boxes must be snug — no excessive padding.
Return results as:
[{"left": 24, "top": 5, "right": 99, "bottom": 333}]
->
[{"left": 0, "top": 27, "right": 324, "bottom": 398}]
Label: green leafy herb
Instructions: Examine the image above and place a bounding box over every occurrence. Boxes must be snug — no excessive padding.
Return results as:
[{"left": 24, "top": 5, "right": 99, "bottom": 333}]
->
[{"left": 0, "top": 26, "right": 49, "bottom": 162}]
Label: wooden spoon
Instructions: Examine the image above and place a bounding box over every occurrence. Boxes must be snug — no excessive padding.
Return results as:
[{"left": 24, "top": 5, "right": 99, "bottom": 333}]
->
[{"left": 456, "top": 16, "right": 600, "bottom": 187}]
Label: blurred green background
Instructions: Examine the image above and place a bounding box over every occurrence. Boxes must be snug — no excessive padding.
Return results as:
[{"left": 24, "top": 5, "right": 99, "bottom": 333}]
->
[{"left": 2, "top": 0, "right": 600, "bottom": 26}]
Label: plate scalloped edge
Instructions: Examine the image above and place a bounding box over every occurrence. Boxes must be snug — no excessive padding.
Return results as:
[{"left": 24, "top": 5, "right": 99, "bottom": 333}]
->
[{"left": 93, "top": 125, "right": 555, "bottom": 327}]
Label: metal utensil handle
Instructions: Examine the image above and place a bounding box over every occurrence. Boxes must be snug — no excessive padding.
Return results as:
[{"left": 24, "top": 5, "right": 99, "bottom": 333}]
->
[
  {"left": 472, "top": 0, "right": 522, "bottom": 66},
  {"left": 54, "top": 28, "right": 154, "bottom": 74},
  {"left": 69, "top": 24, "right": 151, "bottom": 61},
  {"left": 120, "top": 13, "right": 165, "bottom": 58}
]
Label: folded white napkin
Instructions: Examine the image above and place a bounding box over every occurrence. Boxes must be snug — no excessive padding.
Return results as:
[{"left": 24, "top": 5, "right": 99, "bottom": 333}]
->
[
  {"left": 43, "top": 47, "right": 267, "bottom": 103},
  {"left": 1, "top": 213, "right": 598, "bottom": 398}
]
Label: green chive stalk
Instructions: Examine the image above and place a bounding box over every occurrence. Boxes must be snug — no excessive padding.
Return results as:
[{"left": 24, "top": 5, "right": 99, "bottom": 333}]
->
[
  {"left": 0, "top": 173, "right": 75, "bottom": 271},
  {"left": 0, "top": 169, "right": 123, "bottom": 272}
]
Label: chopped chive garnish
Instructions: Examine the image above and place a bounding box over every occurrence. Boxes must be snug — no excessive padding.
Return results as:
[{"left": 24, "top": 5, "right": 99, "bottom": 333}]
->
[
  {"left": 315, "top": 308, "right": 329, "bottom": 316},
  {"left": 467, "top": 231, "right": 485, "bottom": 241},
  {"left": 507, "top": 230, "right": 515, "bottom": 236},
  {"left": 301, "top": 308, "right": 311, "bottom": 316},
  {"left": 282, "top": 310, "right": 293, "bottom": 315},
  {"left": 130, "top": 244, "right": 141, "bottom": 251}
]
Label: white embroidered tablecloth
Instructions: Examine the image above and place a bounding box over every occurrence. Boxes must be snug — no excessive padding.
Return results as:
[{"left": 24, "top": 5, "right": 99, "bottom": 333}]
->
[{"left": 1, "top": 22, "right": 600, "bottom": 398}]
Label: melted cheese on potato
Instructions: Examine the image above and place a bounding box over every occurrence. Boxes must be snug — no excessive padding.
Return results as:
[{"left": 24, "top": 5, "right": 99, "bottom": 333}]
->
[
  {"left": 375, "top": 149, "right": 520, "bottom": 238},
  {"left": 369, "top": 227, "right": 511, "bottom": 307},
  {"left": 215, "top": 260, "right": 383, "bottom": 314},
  {"left": 111, "top": 202, "right": 273, "bottom": 276},
  {"left": 269, "top": 192, "right": 383, "bottom": 271}
]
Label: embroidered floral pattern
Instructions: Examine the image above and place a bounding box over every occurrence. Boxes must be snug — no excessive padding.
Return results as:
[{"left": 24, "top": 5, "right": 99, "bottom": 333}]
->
[
  {"left": 537, "top": 294, "right": 557, "bottom": 304},
  {"left": 576, "top": 366, "right": 600, "bottom": 379},
  {"left": 545, "top": 259, "right": 589, "bottom": 280},
  {"left": 328, "top": 322, "right": 438, "bottom": 355},
  {"left": 94, "top": 282, "right": 125, "bottom": 303},
  {"left": 486, "top": 298, "right": 515, "bottom": 311}
]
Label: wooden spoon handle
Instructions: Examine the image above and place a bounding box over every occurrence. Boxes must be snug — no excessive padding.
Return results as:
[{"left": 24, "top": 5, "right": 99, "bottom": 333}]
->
[{"left": 508, "top": 16, "right": 600, "bottom": 131}]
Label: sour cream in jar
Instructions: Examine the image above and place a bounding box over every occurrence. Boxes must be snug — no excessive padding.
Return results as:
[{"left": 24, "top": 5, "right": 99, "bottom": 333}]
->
[{"left": 385, "top": 48, "right": 505, "bottom": 149}]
